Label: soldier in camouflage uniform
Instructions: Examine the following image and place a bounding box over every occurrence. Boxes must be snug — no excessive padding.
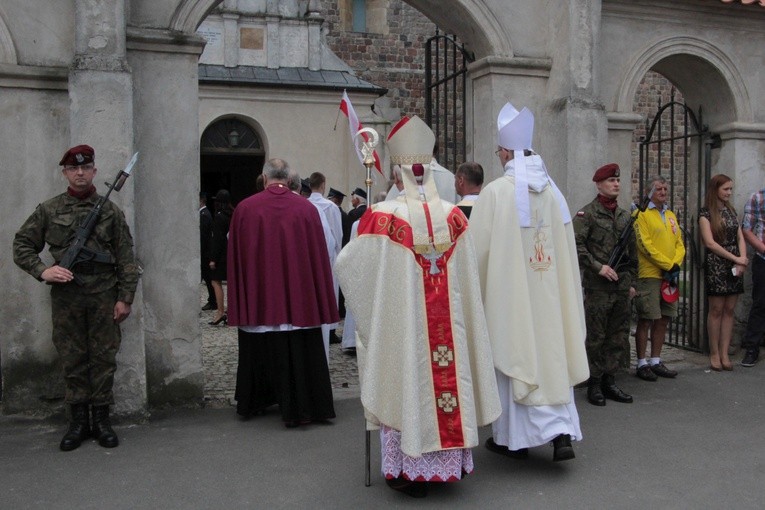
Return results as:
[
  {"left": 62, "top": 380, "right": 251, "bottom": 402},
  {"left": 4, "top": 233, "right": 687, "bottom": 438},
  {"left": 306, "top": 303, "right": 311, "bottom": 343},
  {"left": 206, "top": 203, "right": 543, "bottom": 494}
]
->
[
  {"left": 13, "top": 145, "right": 139, "bottom": 451},
  {"left": 573, "top": 163, "right": 636, "bottom": 406}
]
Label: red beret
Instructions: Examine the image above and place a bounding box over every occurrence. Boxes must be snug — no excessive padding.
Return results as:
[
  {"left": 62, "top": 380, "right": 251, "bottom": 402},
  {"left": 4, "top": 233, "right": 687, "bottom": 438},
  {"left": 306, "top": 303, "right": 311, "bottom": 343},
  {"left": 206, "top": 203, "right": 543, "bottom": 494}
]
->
[
  {"left": 59, "top": 145, "right": 95, "bottom": 166},
  {"left": 593, "top": 163, "right": 619, "bottom": 182}
]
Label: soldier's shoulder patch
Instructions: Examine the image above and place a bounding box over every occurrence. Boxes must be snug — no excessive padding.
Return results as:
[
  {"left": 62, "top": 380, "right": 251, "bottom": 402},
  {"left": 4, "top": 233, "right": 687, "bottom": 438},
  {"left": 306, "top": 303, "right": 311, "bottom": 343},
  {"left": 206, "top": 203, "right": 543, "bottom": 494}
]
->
[{"left": 576, "top": 211, "right": 585, "bottom": 217}]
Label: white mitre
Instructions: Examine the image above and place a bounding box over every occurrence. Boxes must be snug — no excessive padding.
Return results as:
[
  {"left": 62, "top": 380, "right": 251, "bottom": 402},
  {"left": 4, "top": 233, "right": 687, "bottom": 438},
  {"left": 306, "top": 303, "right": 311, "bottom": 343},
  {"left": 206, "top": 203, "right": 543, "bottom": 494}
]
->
[
  {"left": 497, "top": 102, "right": 571, "bottom": 226},
  {"left": 387, "top": 116, "right": 451, "bottom": 254},
  {"left": 498, "top": 103, "right": 534, "bottom": 151}
]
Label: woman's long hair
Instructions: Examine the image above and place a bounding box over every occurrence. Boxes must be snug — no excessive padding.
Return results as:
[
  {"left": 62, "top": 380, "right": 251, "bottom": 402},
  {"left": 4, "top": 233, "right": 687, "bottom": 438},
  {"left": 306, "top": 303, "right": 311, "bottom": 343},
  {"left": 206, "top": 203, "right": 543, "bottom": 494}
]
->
[{"left": 704, "top": 174, "right": 736, "bottom": 243}]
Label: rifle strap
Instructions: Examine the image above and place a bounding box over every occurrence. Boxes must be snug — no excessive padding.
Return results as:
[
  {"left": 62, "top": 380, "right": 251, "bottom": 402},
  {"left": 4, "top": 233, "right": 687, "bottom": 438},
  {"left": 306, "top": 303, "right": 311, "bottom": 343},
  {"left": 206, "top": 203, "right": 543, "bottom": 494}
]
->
[{"left": 72, "top": 262, "right": 116, "bottom": 275}]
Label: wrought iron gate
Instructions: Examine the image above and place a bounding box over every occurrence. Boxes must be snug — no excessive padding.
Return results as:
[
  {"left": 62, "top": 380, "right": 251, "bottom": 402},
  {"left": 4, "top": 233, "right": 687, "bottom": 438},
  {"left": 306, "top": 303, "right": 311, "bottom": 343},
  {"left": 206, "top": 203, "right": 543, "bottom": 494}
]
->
[
  {"left": 425, "top": 31, "right": 473, "bottom": 172},
  {"left": 637, "top": 92, "right": 717, "bottom": 352}
]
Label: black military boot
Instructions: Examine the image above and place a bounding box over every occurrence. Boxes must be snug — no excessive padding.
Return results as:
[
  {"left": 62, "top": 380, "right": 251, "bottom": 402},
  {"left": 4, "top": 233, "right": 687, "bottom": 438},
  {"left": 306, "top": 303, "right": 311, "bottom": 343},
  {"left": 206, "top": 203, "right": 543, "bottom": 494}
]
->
[
  {"left": 587, "top": 377, "right": 606, "bottom": 406},
  {"left": 91, "top": 405, "right": 119, "bottom": 448},
  {"left": 60, "top": 403, "right": 91, "bottom": 451},
  {"left": 601, "top": 374, "right": 633, "bottom": 403}
]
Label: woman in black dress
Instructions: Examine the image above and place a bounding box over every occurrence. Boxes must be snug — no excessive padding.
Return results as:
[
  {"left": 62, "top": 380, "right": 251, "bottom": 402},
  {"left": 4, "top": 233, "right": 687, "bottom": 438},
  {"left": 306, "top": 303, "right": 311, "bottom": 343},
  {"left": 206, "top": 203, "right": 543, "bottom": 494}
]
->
[
  {"left": 208, "top": 189, "right": 234, "bottom": 325},
  {"left": 699, "top": 174, "right": 748, "bottom": 371}
]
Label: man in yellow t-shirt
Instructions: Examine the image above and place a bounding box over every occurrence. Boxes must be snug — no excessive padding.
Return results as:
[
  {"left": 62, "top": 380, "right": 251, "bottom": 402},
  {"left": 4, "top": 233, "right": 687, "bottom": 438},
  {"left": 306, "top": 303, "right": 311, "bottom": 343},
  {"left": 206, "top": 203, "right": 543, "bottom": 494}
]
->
[{"left": 633, "top": 175, "right": 685, "bottom": 381}]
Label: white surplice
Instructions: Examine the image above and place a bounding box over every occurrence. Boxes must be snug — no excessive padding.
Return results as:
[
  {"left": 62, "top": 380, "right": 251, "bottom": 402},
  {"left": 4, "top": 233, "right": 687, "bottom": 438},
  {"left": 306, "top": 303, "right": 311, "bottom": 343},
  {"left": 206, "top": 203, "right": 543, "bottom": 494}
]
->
[
  {"left": 308, "top": 195, "right": 340, "bottom": 360},
  {"left": 340, "top": 220, "right": 360, "bottom": 351}
]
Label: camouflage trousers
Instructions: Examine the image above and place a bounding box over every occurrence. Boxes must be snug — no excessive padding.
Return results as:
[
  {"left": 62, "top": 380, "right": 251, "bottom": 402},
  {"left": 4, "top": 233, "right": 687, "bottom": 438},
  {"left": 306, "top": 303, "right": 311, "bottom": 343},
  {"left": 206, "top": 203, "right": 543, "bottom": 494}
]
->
[
  {"left": 51, "top": 286, "right": 121, "bottom": 405},
  {"left": 583, "top": 289, "right": 631, "bottom": 378}
]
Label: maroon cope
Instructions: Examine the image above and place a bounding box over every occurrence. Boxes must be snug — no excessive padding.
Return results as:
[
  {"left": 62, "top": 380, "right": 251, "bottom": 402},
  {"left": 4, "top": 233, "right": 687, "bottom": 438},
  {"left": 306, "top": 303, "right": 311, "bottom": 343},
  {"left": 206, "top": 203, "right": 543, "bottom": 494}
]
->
[{"left": 227, "top": 183, "right": 338, "bottom": 423}]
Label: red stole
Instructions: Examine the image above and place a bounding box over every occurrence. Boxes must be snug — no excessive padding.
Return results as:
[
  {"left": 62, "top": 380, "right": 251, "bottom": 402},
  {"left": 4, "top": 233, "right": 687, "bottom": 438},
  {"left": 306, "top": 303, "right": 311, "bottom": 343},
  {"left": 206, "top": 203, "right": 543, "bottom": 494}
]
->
[{"left": 358, "top": 207, "right": 469, "bottom": 448}]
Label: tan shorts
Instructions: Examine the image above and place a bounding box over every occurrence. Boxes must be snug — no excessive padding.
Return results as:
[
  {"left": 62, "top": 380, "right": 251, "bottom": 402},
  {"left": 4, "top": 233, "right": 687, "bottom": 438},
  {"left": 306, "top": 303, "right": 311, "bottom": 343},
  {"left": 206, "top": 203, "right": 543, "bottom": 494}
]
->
[{"left": 634, "top": 278, "right": 678, "bottom": 320}]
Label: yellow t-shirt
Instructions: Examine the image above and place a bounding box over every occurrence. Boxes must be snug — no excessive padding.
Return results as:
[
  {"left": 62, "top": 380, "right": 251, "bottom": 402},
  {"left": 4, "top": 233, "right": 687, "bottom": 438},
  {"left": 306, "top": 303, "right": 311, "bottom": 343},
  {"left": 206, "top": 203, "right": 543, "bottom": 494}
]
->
[{"left": 635, "top": 206, "right": 686, "bottom": 279}]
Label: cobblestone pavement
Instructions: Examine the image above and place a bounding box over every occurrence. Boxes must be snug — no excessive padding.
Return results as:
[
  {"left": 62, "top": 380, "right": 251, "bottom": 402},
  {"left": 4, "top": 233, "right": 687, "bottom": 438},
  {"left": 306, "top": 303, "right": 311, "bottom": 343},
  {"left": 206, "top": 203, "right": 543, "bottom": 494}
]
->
[
  {"left": 199, "top": 284, "right": 358, "bottom": 408},
  {"left": 200, "top": 285, "right": 709, "bottom": 408}
]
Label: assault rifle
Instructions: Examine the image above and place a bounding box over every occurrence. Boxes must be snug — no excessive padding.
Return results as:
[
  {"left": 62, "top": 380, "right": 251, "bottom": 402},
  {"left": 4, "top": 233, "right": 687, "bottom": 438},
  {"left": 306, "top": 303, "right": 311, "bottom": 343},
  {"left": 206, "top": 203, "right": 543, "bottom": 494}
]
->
[
  {"left": 606, "top": 184, "right": 654, "bottom": 272},
  {"left": 57, "top": 152, "right": 139, "bottom": 285}
]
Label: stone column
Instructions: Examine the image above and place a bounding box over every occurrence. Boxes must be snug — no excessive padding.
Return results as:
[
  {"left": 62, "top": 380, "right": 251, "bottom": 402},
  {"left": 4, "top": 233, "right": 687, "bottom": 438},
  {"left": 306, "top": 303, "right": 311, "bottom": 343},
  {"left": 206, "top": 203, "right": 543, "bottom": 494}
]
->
[
  {"left": 550, "top": 0, "right": 609, "bottom": 213},
  {"left": 606, "top": 112, "right": 643, "bottom": 208},
  {"left": 223, "top": 12, "right": 240, "bottom": 68},
  {"left": 307, "top": 17, "right": 322, "bottom": 71},
  {"left": 265, "top": 0, "right": 281, "bottom": 68},
  {"left": 126, "top": 27, "right": 207, "bottom": 408},
  {"left": 467, "top": 56, "right": 553, "bottom": 183},
  {"left": 70, "top": 0, "right": 132, "bottom": 149},
  {"left": 69, "top": 0, "right": 146, "bottom": 417},
  {"left": 266, "top": 16, "right": 280, "bottom": 69}
]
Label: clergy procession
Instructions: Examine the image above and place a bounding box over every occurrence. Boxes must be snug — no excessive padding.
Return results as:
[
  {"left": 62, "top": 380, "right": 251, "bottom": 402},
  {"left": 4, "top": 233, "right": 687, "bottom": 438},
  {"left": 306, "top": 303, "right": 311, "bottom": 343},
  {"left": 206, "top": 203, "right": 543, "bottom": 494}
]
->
[
  {"left": 221, "top": 103, "right": 634, "bottom": 498},
  {"left": 13, "top": 102, "right": 685, "bottom": 500},
  {"left": 333, "top": 103, "right": 658, "bottom": 497}
]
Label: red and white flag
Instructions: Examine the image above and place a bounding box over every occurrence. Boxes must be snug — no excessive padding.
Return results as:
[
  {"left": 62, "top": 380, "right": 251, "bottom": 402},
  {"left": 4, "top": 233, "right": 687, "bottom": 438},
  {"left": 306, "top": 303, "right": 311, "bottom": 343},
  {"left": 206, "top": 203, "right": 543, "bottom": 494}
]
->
[{"left": 339, "top": 90, "right": 382, "bottom": 174}]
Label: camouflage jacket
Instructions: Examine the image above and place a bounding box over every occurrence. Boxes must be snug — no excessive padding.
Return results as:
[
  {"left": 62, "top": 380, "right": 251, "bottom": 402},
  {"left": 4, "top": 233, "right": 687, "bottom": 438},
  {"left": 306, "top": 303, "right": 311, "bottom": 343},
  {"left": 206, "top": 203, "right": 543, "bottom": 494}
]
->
[
  {"left": 13, "top": 191, "right": 139, "bottom": 303},
  {"left": 573, "top": 197, "right": 636, "bottom": 291}
]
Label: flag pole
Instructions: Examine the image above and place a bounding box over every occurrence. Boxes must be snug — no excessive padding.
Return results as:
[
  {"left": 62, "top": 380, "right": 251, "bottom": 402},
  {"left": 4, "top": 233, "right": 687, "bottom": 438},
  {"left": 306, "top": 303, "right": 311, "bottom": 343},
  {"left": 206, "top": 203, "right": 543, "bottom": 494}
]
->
[
  {"left": 353, "top": 126, "right": 380, "bottom": 488},
  {"left": 333, "top": 105, "right": 341, "bottom": 131}
]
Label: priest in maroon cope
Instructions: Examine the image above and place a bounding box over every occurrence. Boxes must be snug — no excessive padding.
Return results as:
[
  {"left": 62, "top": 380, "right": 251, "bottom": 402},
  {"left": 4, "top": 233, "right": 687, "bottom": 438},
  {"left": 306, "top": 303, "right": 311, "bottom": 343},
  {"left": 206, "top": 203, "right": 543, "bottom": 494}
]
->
[{"left": 226, "top": 158, "right": 338, "bottom": 426}]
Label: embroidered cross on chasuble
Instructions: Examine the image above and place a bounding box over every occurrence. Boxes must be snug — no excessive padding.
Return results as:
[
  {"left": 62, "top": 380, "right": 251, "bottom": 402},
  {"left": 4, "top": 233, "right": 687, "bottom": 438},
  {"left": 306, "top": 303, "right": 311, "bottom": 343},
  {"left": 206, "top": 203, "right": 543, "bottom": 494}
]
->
[{"left": 358, "top": 207, "right": 469, "bottom": 448}]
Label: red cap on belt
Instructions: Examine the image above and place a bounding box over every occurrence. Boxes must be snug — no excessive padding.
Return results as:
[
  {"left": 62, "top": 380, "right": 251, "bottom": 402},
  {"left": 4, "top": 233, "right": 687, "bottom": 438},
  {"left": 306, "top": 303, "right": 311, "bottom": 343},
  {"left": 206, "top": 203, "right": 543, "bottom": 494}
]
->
[{"left": 661, "top": 280, "right": 679, "bottom": 303}]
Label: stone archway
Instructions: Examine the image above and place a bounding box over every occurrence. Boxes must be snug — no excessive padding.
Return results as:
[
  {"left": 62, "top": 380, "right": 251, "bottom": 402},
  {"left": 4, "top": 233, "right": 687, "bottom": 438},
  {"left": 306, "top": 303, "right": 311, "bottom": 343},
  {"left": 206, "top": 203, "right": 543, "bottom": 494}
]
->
[
  {"left": 615, "top": 36, "right": 751, "bottom": 128},
  {"left": 169, "top": 0, "right": 509, "bottom": 59},
  {"left": 169, "top": 0, "right": 221, "bottom": 32},
  {"left": 613, "top": 36, "right": 748, "bottom": 233},
  {"left": 606, "top": 34, "right": 750, "bottom": 205},
  {"left": 404, "top": 0, "right": 512, "bottom": 58},
  {"left": 609, "top": 35, "right": 756, "bottom": 354},
  {"left": 0, "top": 10, "right": 17, "bottom": 64}
]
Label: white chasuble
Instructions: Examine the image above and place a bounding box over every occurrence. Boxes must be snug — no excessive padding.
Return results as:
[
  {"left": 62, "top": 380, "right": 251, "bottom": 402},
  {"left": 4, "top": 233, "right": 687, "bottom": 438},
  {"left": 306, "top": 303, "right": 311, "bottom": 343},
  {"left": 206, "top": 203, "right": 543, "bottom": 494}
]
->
[
  {"left": 470, "top": 175, "right": 589, "bottom": 407},
  {"left": 335, "top": 198, "right": 500, "bottom": 458}
]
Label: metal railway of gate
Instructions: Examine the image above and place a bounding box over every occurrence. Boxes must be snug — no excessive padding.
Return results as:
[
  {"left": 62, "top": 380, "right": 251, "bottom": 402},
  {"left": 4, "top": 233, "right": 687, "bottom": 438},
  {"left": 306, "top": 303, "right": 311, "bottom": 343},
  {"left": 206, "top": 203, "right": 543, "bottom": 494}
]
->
[
  {"left": 637, "top": 93, "right": 719, "bottom": 352},
  {"left": 425, "top": 31, "right": 473, "bottom": 172},
  {"left": 425, "top": 37, "right": 715, "bottom": 353}
]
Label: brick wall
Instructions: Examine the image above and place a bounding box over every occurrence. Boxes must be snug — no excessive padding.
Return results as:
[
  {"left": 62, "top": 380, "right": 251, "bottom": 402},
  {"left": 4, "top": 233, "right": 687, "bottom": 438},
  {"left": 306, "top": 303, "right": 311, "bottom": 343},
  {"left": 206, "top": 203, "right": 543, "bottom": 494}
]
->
[
  {"left": 321, "top": 1, "right": 471, "bottom": 170},
  {"left": 321, "top": 3, "right": 690, "bottom": 189},
  {"left": 631, "top": 70, "right": 692, "bottom": 225},
  {"left": 321, "top": 0, "right": 434, "bottom": 118}
]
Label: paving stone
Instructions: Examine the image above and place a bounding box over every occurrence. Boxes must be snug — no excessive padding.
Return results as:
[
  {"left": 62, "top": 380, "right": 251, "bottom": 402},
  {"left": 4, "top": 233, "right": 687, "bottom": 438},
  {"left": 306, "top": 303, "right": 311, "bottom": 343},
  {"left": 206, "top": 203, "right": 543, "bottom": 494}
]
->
[
  {"left": 200, "top": 284, "right": 359, "bottom": 408},
  {"left": 200, "top": 285, "right": 706, "bottom": 407}
]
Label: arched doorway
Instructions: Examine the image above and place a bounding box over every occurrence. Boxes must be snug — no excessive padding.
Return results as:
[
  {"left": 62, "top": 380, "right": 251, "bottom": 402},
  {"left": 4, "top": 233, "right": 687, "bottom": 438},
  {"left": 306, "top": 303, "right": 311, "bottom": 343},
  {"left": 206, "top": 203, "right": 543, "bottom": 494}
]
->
[
  {"left": 199, "top": 117, "right": 265, "bottom": 406},
  {"left": 612, "top": 37, "right": 750, "bottom": 355},
  {"left": 200, "top": 117, "right": 265, "bottom": 206},
  {"left": 632, "top": 78, "right": 714, "bottom": 353}
]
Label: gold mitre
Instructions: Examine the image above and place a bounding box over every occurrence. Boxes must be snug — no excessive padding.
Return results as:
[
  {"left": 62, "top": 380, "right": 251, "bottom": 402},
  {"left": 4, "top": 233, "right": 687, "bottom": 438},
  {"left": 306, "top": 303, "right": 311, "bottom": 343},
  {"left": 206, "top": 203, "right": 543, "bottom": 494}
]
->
[{"left": 387, "top": 116, "right": 435, "bottom": 165}]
